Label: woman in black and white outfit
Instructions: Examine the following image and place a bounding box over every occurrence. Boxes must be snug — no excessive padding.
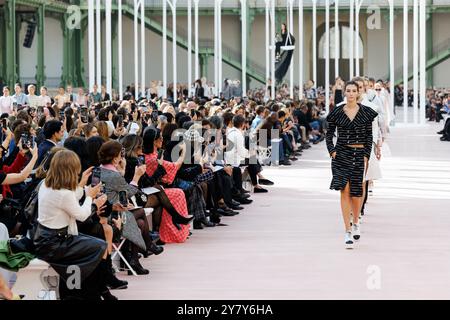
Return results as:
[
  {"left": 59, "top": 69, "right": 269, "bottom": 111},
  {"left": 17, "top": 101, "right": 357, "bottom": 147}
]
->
[{"left": 326, "top": 81, "right": 378, "bottom": 249}]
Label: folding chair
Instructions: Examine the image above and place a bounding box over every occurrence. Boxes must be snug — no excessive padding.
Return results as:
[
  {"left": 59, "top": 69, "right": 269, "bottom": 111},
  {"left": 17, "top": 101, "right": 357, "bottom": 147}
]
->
[{"left": 111, "top": 237, "right": 138, "bottom": 276}]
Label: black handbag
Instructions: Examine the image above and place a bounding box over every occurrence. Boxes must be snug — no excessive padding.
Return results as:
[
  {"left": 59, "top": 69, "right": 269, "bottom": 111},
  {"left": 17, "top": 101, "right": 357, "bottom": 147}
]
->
[{"left": 0, "top": 198, "right": 22, "bottom": 232}]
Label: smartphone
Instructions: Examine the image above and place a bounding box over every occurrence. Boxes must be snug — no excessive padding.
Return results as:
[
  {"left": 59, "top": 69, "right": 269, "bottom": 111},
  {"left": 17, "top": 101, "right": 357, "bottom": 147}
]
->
[
  {"left": 118, "top": 114, "right": 124, "bottom": 128},
  {"left": 91, "top": 167, "right": 102, "bottom": 187},
  {"left": 21, "top": 133, "right": 34, "bottom": 150},
  {"left": 59, "top": 109, "right": 65, "bottom": 121},
  {"left": 151, "top": 111, "right": 159, "bottom": 122},
  {"left": 118, "top": 190, "right": 128, "bottom": 207},
  {"left": 13, "top": 102, "right": 17, "bottom": 111},
  {"left": 137, "top": 155, "right": 146, "bottom": 166},
  {"left": 80, "top": 107, "right": 88, "bottom": 123},
  {"left": 36, "top": 106, "right": 44, "bottom": 119},
  {"left": 2, "top": 119, "right": 7, "bottom": 130},
  {"left": 99, "top": 200, "right": 113, "bottom": 218}
]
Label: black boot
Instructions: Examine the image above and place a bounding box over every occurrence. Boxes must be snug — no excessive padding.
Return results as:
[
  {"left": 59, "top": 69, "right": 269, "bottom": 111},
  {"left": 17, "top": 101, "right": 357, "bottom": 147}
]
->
[
  {"left": 145, "top": 242, "right": 164, "bottom": 257},
  {"left": 98, "top": 260, "right": 118, "bottom": 300},
  {"left": 129, "top": 255, "right": 150, "bottom": 276},
  {"left": 105, "top": 255, "right": 128, "bottom": 290}
]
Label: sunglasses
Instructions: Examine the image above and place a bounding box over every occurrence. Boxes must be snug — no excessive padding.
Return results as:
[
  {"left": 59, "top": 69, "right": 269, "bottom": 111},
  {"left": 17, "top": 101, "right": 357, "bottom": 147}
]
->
[{"left": 375, "top": 89, "right": 382, "bottom": 91}]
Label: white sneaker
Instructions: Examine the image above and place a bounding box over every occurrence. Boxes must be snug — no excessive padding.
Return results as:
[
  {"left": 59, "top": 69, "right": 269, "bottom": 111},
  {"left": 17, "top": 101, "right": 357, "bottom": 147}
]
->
[
  {"left": 352, "top": 223, "right": 361, "bottom": 241},
  {"left": 345, "top": 231, "right": 354, "bottom": 249}
]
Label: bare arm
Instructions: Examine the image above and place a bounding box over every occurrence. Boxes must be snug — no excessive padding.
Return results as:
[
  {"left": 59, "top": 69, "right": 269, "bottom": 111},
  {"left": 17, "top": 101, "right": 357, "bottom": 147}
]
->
[{"left": 2, "top": 145, "right": 38, "bottom": 185}]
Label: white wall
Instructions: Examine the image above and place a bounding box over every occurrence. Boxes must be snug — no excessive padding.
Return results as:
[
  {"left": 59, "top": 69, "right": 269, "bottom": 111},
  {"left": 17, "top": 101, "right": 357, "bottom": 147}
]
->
[{"left": 19, "top": 17, "right": 63, "bottom": 87}]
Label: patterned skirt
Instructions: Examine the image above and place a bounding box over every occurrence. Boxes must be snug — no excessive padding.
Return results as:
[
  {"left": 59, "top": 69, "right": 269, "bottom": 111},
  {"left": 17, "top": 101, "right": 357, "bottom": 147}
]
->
[
  {"left": 159, "top": 188, "right": 190, "bottom": 244},
  {"left": 330, "top": 145, "right": 366, "bottom": 197}
]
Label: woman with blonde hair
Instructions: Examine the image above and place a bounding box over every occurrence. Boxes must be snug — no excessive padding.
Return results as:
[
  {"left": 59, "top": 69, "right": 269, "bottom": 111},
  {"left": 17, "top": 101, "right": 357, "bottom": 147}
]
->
[
  {"left": 95, "top": 121, "right": 110, "bottom": 141},
  {"left": 33, "top": 149, "right": 111, "bottom": 300}
]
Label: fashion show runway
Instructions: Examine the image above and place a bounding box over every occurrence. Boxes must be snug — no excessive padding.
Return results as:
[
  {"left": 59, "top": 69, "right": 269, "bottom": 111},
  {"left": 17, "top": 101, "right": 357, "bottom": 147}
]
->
[{"left": 116, "top": 118, "right": 450, "bottom": 300}]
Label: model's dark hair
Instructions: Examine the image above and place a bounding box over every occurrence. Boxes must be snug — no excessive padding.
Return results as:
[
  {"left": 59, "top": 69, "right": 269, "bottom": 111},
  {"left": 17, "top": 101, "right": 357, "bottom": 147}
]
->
[{"left": 344, "top": 81, "right": 360, "bottom": 92}]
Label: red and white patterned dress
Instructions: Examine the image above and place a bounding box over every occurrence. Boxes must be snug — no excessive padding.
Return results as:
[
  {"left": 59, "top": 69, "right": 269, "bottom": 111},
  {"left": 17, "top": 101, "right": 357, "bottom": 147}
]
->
[{"left": 145, "top": 152, "right": 190, "bottom": 243}]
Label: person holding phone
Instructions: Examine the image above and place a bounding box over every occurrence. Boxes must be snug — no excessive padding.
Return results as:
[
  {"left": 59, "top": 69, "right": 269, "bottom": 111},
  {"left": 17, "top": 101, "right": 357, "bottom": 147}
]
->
[
  {"left": 98, "top": 141, "right": 163, "bottom": 274},
  {"left": 33, "top": 150, "right": 111, "bottom": 300},
  {"left": 143, "top": 128, "right": 192, "bottom": 243}
]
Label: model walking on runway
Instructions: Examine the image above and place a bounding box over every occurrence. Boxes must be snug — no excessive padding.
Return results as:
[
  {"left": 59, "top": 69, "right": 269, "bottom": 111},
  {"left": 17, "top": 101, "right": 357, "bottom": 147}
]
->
[{"left": 326, "top": 81, "right": 378, "bottom": 249}]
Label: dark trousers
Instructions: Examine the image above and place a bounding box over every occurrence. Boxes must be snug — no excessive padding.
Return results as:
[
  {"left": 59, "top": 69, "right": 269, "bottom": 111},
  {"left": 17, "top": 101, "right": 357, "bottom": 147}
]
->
[
  {"left": 232, "top": 167, "right": 243, "bottom": 194},
  {"left": 247, "top": 164, "right": 260, "bottom": 186}
]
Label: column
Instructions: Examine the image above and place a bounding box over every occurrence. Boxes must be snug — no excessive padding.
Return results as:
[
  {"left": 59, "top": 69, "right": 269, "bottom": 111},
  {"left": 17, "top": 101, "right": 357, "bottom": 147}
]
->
[
  {"left": 35, "top": 4, "right": 46, "bottom": 89},
  {"left": 106, "top": 0, "right": 112, "bottom": 97},
  {"left": 88, "top": 0, "right": 95, "bottom": 92},
  {"left": 188, "top": 0, "right": 192, "bottom": 95},
  {"left": 349, "top": 0, "right": 354, "bottom": 79},
  {"left": 419, "top": 0, "right": 426, "bottom": 124},
  {"left": 403, "top": 0, "right": 408, "bottom": 123},
  {"left": 241, "top": 0, "right": 247, "bottom": 96},
  {"left": 325, "top": 0, "right": 330, "bottom": 114},
  {"left": 96, "top": 0, "right": 101, "bottom": 87},
  {"left": 334, "top": 0, "right": 339, "bottom": 79},
  {"left": 298, "top": 0, "right": 304, "bottom": 99},
  {"left": 389, "top": 0, "right": 395, "bottom": 119},
  {"left": 413, "top": 0, "right": 418, "bottom": 124},
  {"left": 312, "top": 0, "right": 317, "bottom": 85},
  {"left": 194, "top": 0, "right": 199, "bottom": 82},
  {"left": 5, "top": 0, "right": 17, "bottom": 88}
]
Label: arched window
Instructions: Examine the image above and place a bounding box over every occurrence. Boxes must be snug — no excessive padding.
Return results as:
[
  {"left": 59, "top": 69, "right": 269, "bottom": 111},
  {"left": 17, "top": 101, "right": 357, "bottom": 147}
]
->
[{"left": 319, "top": 26, "right": 363, "bottom": 59}]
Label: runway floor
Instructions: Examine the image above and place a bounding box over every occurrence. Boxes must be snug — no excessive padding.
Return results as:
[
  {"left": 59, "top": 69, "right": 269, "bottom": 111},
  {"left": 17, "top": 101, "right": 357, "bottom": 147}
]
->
[{"left": 116, "top": 115, "right": 450, "bottom": 300}]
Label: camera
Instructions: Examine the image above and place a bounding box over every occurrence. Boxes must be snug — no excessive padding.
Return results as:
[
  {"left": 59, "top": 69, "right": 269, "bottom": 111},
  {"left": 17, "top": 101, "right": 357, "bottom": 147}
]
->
[
  {"left": 91, "top": 167, "right": 102, "bottom": 187},
  {"left": 80, "top": 107, "right": 88, "bottom": 123},
  {"left": 118, "top": 190, "right": 128, "bottom": 207},
  {"left": 21, "top": 133, "right": 34, "bottom": 150}
]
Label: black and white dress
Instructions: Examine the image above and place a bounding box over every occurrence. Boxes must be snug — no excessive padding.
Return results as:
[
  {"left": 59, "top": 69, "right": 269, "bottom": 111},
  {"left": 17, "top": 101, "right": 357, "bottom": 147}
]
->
[{"left": 326, "top": 104, "right": 378, "bottom": 197}]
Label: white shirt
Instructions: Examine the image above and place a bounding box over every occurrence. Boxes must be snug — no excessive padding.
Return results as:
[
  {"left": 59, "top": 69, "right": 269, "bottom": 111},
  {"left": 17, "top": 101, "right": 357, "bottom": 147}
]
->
[
  {"left": 225, "top": 127, "right": 249, "bottom": 167},
  {"left": 37, "top": 183, "right": 92, "bottom": 235},
  {"left": 39, "top": 95, "right": 52, "bottom": 106},
  {"left": 0, "top": 96, "right": 13, "bottom": 114},
  {"left": 27, "top": 94, "right": 41, "bottom": 108}
]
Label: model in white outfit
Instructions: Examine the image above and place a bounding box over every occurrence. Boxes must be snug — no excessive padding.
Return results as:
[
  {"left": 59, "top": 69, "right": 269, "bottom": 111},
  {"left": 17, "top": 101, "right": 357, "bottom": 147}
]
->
[{"left": 362, "top": 89, "right": 384, "bottom": 182}]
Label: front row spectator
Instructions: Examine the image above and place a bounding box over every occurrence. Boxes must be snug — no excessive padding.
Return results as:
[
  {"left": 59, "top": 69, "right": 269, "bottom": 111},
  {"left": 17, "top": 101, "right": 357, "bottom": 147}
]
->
[{"left": 33, "top": 150, "right": 111, "bottom": 300}]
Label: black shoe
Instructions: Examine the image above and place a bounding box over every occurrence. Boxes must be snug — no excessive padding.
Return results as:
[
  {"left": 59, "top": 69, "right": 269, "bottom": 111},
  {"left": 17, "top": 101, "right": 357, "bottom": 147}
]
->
[
  {"left": 437, "top": 130, "right": 444, "bottom": 134},
  {"left": 254, "top": 187, "right": 268, "bottom": 193},
  {"left": 289, "top": 157, "right": 299, "bottom": 161},
  {"left": 259, "top": 179, "right": 274, "bottom": 186},
  {"left": 440, "top": 136, "right": 450, "bottom": 141},
  {"left": 128, "top": 260, "right": 150, "bottom": 275},
  {"left": 217, "top": 208, "right": 238, "bottom": 216},
  {"left": 195, "top": 217, "right": 215, "bottom": 228},
  {"left": 106, "top": 274, "right": 128, "bottom": 290},
  {"left": 233, "top": 192, "right": 250, "bottom": 200},
  {"left": 155, "top": 239, "right": 165, "bottom": 246},
  {"left": 147, "top": 242, "right": 164, "bottom": 255},
  {"left": 230, "top": 199, "right": 241, "bottom": 207},
  {"left": 240, "top": 188, "right": 250, "bottom": 194},
  {"left": 193, "top": 221, "right": 204, "bottom": 229},
  {"left": 236, "top": 198, "right": 253, "bottom": 205},
  {"left": 226, "top": 204, "right": 244, "bottom": 210},
  {"left": 172, "top": 214, "right": 194, "bottom": 226},
  {"left": 101, "top": 289, "right": 118, "bottom": 300},
  {"left": 209, "top": 211, "right": 222, "bottom": 224},
  {"left": 280, "top": 160, "right": 292, "bottom": 166}
]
